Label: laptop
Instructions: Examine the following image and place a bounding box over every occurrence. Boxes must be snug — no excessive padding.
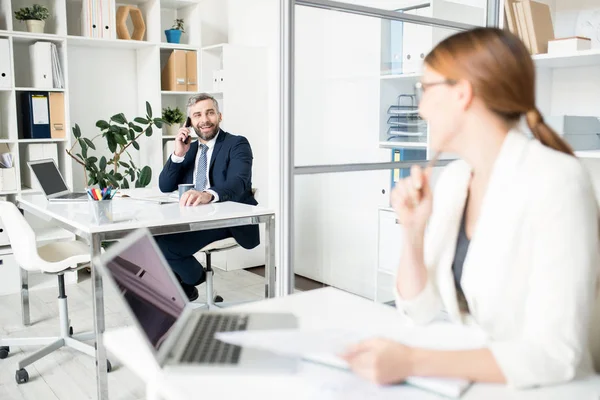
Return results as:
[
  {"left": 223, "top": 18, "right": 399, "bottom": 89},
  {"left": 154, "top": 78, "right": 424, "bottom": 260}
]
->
[
  {"left": 27, "top": 159, "right": 88, "bottom": 201},
  {"left": 95, "top": 228, "right": 299, "bottom": 373}
]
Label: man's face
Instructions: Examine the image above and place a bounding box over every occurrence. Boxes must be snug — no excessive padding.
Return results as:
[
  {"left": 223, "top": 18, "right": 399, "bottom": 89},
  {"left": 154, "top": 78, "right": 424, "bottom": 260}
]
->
[{"left": 189, "top": 99, "right": 222, "bottom": 142}]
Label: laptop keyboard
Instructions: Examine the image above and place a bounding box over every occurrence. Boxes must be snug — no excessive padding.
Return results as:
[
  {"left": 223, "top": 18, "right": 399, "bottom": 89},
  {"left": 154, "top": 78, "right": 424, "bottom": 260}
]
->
[
  {"left": 181, "top": 313, "right": 249, "bottom": 364},
  {"left": 58, "top": 192, "right": 85, "bottom": 199}
]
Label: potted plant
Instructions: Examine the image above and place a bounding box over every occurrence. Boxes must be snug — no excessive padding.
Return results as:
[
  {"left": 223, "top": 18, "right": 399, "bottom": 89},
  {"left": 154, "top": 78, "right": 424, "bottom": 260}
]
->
[
  {"left": 14, "top": 4, "right": 50, "bottom": 34},
  {"left": 162, "top": 106, "right": 185, "bottom": 136},
  {"left": 165, "top": 18, "right": 184, "bottom": 44},
  {"left": 66, "top": 101, "right": 164, "bottom": 189}
]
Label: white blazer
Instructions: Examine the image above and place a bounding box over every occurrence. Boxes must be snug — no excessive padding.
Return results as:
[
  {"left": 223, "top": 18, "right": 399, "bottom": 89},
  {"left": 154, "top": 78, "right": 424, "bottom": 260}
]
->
[{"left": 394, "top": 129, "right": 600, "bottom": 389}]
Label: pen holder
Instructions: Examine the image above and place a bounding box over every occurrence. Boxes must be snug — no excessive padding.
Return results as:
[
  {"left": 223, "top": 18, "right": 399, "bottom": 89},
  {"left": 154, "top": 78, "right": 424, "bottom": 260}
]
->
[{"left": 89, "top": 199, "right": 113, "bottom": 224}]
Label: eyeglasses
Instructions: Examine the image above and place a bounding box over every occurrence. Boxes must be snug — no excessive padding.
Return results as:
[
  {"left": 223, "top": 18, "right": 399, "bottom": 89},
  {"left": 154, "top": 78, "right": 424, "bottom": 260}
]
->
[{"left": 414, "top": 79, "right": 457, "bottom": 103}]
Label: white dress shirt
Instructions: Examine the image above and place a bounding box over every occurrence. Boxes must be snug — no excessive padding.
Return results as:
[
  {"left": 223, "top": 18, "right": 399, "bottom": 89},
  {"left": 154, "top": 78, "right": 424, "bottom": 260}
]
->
[
  {"left": 394, "top": 129, "right": 600, "bottom": 389},
  {"left": 170, "top": 129, "right": 220, "bottom": 202}
]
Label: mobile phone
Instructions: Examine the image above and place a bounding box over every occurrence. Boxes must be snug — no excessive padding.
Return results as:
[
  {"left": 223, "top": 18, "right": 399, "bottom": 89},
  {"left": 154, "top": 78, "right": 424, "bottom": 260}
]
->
[{"left": 184, "top": 117, "right": 192, "bottom": 144}]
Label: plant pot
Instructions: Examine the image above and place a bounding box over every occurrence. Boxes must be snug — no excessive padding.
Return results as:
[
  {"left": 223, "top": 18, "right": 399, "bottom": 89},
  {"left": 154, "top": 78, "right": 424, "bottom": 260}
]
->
[
  {"left": 165, "top": 29, "right": 182, "bottom": 44},
  {"left": 25, "top": 20, "right": 45, "bottom": 33},
  {"left": 166, "top": 123, "right": 181, "bottom": 136}
]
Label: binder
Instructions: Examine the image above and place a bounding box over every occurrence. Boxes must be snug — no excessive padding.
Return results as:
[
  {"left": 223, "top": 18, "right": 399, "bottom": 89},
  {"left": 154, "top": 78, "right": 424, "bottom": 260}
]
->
[
  {"left": 82, "top": 0, "right": 114, "bottom": 38},
  {"left": 21, "top": 92, "right": 51, "bottom": 139},
  {"left": 100, "top": 0, "right": 116, "bottom": 39},
  {"left": 49, "top": 92, "right": 65, "bottom": 138},
  {"left": 0, "top": 39, "right": 11, "bottom": 88},
  {"left": 161, "top": 50, "right": 186, "bottom": 91},
  {"left": 513, "top": 3, "right": 532, "bottom": 53},
  {"left": 185, "top": 51, "right": 198, "bottom": 92},
  {"left": 29, "top": 42, "right": 53, "bottom": 89},
  {"left": 521, "top": 0, "right": 555, "bottom": 54}
]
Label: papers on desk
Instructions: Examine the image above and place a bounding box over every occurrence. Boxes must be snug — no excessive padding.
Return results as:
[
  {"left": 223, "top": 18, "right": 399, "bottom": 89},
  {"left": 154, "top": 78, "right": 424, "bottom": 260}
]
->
[
  {"left": 117, "top": 191, "right": 179, "bottom": 204},
  {"left": 216, "top": 322, "right": 488, "bottom": 399}
]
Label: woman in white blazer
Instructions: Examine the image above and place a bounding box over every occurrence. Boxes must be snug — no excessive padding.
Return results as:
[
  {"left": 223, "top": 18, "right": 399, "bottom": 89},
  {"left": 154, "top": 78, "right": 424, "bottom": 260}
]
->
[{"left": 342, "top": 27, "right": 600, "bottom": 389}]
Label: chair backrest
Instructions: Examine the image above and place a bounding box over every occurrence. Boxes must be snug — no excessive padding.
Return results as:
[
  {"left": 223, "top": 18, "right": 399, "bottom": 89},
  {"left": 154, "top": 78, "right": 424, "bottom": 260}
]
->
[{"left": 0, "top": 201, "right": 40, "bottom": 271}]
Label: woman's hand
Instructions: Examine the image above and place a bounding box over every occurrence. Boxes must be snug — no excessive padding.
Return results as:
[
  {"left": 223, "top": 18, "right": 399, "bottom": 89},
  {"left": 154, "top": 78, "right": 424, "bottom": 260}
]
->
[
  {"left": 340, "top": 339, "right": 413, "bottom": 385},
  {"left": 390, "top": 165, "right": 433, "bottom": 237}
]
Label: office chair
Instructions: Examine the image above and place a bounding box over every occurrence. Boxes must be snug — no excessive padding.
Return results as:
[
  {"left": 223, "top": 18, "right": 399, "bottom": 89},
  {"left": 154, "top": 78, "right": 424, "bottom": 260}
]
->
[
  {"left": 199, "top": 188, "right": 261, "bottom": 309},
  {"left": 0, "top": 201, "right": 111, "bottom": 384}
]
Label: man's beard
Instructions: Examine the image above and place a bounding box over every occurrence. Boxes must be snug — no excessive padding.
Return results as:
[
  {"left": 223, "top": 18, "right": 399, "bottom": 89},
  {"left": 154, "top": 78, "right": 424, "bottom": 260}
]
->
[{"left": 193, "top": 123, "right": 219, "bottom": 141}]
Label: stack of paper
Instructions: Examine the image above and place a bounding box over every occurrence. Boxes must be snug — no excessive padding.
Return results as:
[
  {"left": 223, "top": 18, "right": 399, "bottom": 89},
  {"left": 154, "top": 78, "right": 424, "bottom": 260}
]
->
[
  {"left": 50, "top": 43, "right": 64, "bottom": 89},
  {"left": 215, "top": 323, "right": 488, "bottom": 399}
]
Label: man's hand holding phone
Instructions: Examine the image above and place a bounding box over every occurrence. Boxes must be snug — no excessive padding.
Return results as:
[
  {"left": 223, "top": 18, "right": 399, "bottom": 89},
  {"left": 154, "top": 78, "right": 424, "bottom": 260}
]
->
[{"left": 174, "top": 117, "right": 193, "bottom": 157}]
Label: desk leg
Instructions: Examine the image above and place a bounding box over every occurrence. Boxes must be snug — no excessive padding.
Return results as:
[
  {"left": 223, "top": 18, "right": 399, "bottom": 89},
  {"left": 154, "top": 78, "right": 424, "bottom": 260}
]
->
[
  {"left": 265, "top": 215, "right": 276, "bottom": 298},
  {"left": 90, "top": 234, "right": 108, "bottom": 400}
]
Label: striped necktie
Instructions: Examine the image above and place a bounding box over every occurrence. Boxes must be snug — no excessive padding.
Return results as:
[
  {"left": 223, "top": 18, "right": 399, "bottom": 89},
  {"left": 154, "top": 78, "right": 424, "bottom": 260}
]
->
[{"left": 194, "top": 144, "right": 208, "bottom": 191}]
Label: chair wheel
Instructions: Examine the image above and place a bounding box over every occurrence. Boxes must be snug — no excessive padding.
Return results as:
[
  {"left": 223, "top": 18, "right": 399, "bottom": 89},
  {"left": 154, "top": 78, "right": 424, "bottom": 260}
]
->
[
  {"left": 69, "top": 326, "right": 74, "bottom": 336},
  {"left": 107, "top": 360, "right": 112, "bottom": 373},
  {"left": 0, "top": 346, "right": 9, "bottom": 359},
  {"left": 214, "top": 295, "right": 224, "bottom": 303},
  {"left": 15, "top": 368, "right": 29, "bottom": 384}
]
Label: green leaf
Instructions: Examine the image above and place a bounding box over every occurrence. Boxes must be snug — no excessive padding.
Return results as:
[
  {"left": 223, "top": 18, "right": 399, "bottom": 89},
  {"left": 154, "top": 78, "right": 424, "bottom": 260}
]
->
[
  {"left": 129, "top": 124, "right": 142, "bottom": 133},
  {"left": 107, "top": 173, "right": 119, "bottom": 187},
  {"left": 99, "top": 156, "right": 107, "bottom": 171},
  {"left": 122, "top": 178, "right": 129, "bottom": 189},
  {"left": 119, "top": 161, "right": 130, "bottom": 168},
  {"left": 127, "top": 129, "right": 136, "bottom": 140},
  {"left": 78, "top": 138, "right": 87, "bottom": 151},
  {"left": 146, "top": 101, "right": 152, "bottom": 119},
  {"left": 96, "top": 120, "right": 110, "bottom": 130},
  {"left": 87, "top": 177, "right": 95, "bottom": 186},
  {"left": 107, "top": 135, "right": 117, "bottom": 153},
  {"left": 128, "top": 168, "right": 135, "bottom": 179},
  {"left": 86, "top": 156, "right": 98, "bottom": 164},
  {"left": 136, "top": 166, "right": 152, "bottom": 187},
  {"left": 72, "top": 124, "right": 82, "bottom": 139},
  {"left": 132, "top": 140, "right": 140, "bottom": 150},
  {"left": 134, "top": 117, "right": 149, "bottom": 124},
  {"left": 76, "top": 153, "right": 82, "bottom": 159},
  {"left": 129, "top": 160, "right": 136, "bottom": 169},
  {"left": 83, "top": 138, "right": 96, "bottom": 150},
  {"left": 82, "top": 146, "right": 88, "bottom": 159},
  {"left": 153, "top": 118, "right": 163, "bottom": 129},
  {"left": 114, "top": 134, "right": 127, "bottom": 146},
  {"left": 111, "top": 113, "right": 127, "bottom": 125},
  {"left": 145, "top": 127, "right": 153, "bottom": 137},
  {"left": 115, "top": 173, "right": 123, "bottom": 181}
]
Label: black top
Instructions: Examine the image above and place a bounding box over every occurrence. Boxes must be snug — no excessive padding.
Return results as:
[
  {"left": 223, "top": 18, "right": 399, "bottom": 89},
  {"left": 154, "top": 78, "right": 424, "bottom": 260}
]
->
[{"left": 452, "top": 206, "right": 471, "bottom": 311}]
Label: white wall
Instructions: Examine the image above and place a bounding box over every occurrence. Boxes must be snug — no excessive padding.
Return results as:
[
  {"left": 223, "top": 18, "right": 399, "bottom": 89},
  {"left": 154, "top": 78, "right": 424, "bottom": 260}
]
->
[{"left": 68, "top": 47, "right": 145, "bottom": 190}]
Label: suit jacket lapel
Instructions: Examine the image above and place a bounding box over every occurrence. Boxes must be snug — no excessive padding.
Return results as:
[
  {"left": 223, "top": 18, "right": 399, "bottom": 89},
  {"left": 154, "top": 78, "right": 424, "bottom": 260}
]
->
[{"left": 209, "top": 130, "right": 226, "bottom": 171}]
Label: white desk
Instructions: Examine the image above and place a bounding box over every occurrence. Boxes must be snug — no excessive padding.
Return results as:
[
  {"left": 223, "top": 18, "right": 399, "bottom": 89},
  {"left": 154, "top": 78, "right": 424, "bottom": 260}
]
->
[
  {"left": 104, "top": 287, "right": 600, "bottom": 400},
  {"left": 16, "top": 192, "right": 277, "bottom": 400}
]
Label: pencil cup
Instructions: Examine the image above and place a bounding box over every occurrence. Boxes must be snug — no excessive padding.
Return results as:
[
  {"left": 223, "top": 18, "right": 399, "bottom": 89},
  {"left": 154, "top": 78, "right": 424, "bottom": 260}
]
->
[
  {"left": 89, "top": 199, "right": 113, "bottom": 224},
  {"left": 178, "top": 184, "right": 194, "bottom": 199}
]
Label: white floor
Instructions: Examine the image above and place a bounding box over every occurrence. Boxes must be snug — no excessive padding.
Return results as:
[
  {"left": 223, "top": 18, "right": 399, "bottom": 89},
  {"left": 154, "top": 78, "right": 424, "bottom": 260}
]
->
[{"left": 0, "top": 267, "right": 273, "bottom": 400}]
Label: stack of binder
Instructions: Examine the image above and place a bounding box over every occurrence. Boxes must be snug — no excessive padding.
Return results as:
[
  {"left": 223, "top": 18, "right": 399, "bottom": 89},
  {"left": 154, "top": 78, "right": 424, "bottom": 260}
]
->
[
  {"left": 0, "top": 39, "right": 11, "bottom": 88},
  {"left": 504, "top": 0, "right": 555, "bottom": 54},
  {"left": 161, "top": 50, "right": 198, "bottom": 92},
  {"left": 29, "top": 42, "right": 64, "bottom": 89},
  {"left": 386, "top": 94, "right": 427, "bottom": 144},
  {"left": 81, "top": 0, "right": 116, "bottom": 39}
]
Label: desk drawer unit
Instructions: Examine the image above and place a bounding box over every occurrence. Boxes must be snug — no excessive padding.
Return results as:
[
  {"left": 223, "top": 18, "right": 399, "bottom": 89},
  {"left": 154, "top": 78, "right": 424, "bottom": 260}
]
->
[{"left": 376, "top": 209, "right": 403, "bottom": 303}]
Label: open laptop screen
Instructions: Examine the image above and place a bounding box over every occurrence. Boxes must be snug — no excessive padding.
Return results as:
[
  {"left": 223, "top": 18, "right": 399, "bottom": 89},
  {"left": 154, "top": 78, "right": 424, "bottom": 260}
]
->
[
  {"left": 29, "top": 161, "right": 69, "bottom": 195},
  {"left": 104, "top": 234, "right": 187, "bottom": 349}
]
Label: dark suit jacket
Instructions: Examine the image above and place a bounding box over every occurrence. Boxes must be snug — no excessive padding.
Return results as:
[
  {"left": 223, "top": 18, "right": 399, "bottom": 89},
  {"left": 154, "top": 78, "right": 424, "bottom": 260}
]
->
[{"left": 158, "top": 130, "right": 259, "bottom": 249}]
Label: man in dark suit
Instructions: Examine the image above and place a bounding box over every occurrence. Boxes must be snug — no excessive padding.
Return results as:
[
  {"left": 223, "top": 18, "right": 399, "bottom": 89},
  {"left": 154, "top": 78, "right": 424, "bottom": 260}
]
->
[{"left": 156, "top": 93, "right": 259, "bottom": 300}]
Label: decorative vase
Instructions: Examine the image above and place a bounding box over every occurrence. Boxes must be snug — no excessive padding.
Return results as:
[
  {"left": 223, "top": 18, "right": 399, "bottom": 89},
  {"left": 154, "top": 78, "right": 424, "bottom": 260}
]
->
[
  {"left": 165, "top": 29, "right": 182, "bottom": 44},
  {"left": 167, "top": 123, "right": 181, "bottom": 136},
  {"left": 26, "top": 20, "right": 45, "bottom": 33}
]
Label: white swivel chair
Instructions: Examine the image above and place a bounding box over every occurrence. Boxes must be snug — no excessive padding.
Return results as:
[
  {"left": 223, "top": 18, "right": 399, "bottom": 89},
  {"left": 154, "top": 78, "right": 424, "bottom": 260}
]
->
[
  {"left": 199, "top": 188, "right": 260, "bottom": 310},
  {"left": 0, "top": 201, "right": 110, "bottom": 384}
]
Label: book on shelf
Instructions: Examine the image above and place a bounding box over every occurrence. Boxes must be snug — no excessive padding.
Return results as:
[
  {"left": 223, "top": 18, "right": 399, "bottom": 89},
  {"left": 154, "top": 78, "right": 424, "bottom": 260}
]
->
[{"left": 504, "top": 0, "right": 555, "bottom": 55}]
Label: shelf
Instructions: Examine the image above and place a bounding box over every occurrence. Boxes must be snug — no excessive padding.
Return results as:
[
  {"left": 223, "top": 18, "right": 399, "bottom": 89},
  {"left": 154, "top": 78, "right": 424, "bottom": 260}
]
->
[
  {"left": 161, "top": 90, "right": 222, "bottom": 97},
  {"left": 0, "top": 88, "right": 12, "bottom": 92},
  {"left": 202, "top": 43, "right": 228, "bottom": 52},
  {"left": 162, "top": 135, "right": 177, "bottom": 140},
  {"left": 160, "top": 43, "right": 199, "bottom": 51},
  {"left": 0, "top": 139, "right": 15, "bottom": 143},
  {"left": 15, "top": 87, "right": 65, "bottom": 92},
  {"left": 11, "top": 32, "right": 66, "bottom": 44},
  {"left": 380, "top": 72, "right": 422, "bottom": 80},
  {"left": 160, "top": 0, "right": 201, "bottom": 9},
  {"left": 0, "top": 190, "right": 18, "bottom": 196},
  {"left": 18, "top": 138, "right": 67, "bottom": 143},
  {"left": 534, "top": 49, "right": 600, "bottom": 69},
  {"left": 576, "top": 150, "right": 600, "bottom": 159},
  {"left": 379, "top": 141, "right": 427, "bottom": 149},
  {"left": 20, "top": 187, "right": 41, "bottom": 194},
  {"left": 67, "top": 36, "right": 156, "bottom": 50}
]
